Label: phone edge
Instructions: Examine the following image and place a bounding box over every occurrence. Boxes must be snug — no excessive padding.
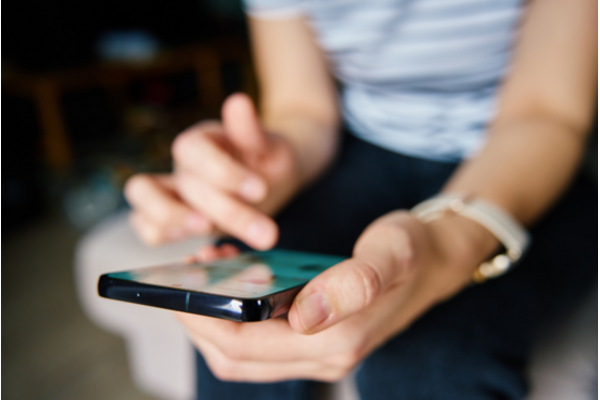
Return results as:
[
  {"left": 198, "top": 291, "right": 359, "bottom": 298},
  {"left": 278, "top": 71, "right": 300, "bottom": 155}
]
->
[{"left": 97, "top": 275, "right": 305, "bottom": 322}]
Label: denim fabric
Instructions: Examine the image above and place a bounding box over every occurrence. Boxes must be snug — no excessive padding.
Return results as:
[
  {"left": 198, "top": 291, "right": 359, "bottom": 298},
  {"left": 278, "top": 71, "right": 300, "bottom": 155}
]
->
[{"left": 196, "top": 134, "right": 597, "bottom": 400}]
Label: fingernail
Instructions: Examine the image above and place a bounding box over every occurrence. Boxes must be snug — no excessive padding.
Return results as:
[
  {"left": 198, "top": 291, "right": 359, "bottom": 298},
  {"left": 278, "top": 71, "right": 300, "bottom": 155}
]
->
[
  {"left": 295, "top": 292, "right": 330, "bottom": 332},
  {"left": 186, "top": 214, "right": 208, "bottom": 232},
  {"left": 239, "top": 177, "right": 265, "bottom": 201},
  {"left": 247, "top": 220, "right": 272, "bottom": 247}
]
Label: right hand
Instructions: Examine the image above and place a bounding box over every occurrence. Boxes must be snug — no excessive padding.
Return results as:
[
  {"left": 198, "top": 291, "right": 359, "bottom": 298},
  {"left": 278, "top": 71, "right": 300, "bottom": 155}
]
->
[{"left": 125, "top": 93, "right": 302, "bottom": 249}]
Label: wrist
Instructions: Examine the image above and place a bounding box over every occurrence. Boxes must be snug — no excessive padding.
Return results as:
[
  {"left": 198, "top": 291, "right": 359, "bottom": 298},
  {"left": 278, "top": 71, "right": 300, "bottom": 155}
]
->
[
  {"left": 412, "top": 194, "right": 531, "bottom": 282},
  {"left": 428, "top": 214, "right": 500, "bottom": 274},
  {"left": 266, "top": 116, "right": 339, "bottom": 186}
]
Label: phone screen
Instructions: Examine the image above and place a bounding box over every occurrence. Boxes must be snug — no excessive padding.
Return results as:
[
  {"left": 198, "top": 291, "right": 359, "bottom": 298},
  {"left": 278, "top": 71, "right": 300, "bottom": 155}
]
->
[{"left": 105, "top": 250, "right": 345, "bottom": 299}]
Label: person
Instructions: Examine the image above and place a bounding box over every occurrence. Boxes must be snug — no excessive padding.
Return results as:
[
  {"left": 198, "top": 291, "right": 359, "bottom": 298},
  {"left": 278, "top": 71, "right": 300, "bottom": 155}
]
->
[{"left": 123, "top": 0, "right": 597, "bottom": 398}]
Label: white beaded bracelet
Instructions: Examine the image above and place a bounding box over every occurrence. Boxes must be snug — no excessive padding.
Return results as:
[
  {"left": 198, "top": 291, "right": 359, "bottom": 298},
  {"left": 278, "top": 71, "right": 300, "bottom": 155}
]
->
[{"left": 411, "top": 194, "right": 531, "bottom": 283}]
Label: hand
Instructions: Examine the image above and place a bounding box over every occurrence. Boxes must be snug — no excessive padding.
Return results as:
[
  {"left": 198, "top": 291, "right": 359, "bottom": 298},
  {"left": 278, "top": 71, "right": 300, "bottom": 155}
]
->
[
  {"left": 176, "top": 211, "right": 498, "bottom": 382},
  {"left": 125, "top": 93, "right": 302, "bottom": 248},
  {"left": 124, "top": 174, "right": 212, "bottom": 245}
]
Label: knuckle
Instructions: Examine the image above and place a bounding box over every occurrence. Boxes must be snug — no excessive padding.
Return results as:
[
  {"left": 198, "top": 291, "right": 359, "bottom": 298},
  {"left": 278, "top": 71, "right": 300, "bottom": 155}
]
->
[
  {"left": 389, "top": 227, "right": 417, "bottom": 270},
  {"left": 338, "top": 365, "right": 355, "bottom": 380},
  {"left": 210, "top": 160, "right": 237, "bottom": 185},
  {"left": 172, "top": 129, "right": 203, "bottom": 161},
  {"left": 356, "top": 219, "right": 417, "bottom": 276},
  {"left": 143, "top": 225, "right": 163, "bottom": 246},
  {"left": 154, "top": 204, "right": 178, "bottom": 226},
  {"left": 351, "top": 261, "right": 383, "bottom": 307},
  {"left": 220, "top": 343, "right": 245, "bottom": 361},
  {"left": 220, "top": 204, "right": 241, "bottom": 225},
  {"left": 212, "top": 324, "right": 243, "bottom": 360},
  {"left": 334, "top": 338, "right": 365, "bottom": 370},
  {"left": 124, "top": 174, "right": 152, "bottom": 203},
  {"left": 210, "top": 358, "right": 238, "bottom": 382},
  {"left": 334, "top": 367, "right": 353, "bottom": 381},
  {"left": 219, "top": 203, "right": 252, "bottom": 231},
  {"left": 317, "top": 337, "right": 365, "bottom": 382},
  {"left": 177, "top": 170, "right": 196, "bottom": 192},
  {"left": 144, "top": 237, "right": 162, "bottom": 247},
  {"left": 171, "top": 131, "right": 190, "bottom": 159},
  {"left": 365, "top": 222, "right": 400, "bottom": 243},
  {"left": 337, "top": 349, "right": 360, "bottom": 370},
  {"left": 141, "top": 228, "right": 162, "bottom": 246},
  {"left": 198, "top": 220, "right": 216, "bottom": 236},
  {"left": 129, "top": 213, "right": 162, "bottom": 245},
  {"left": 321, "top": 367, "right": 351, "bottom": 383}
]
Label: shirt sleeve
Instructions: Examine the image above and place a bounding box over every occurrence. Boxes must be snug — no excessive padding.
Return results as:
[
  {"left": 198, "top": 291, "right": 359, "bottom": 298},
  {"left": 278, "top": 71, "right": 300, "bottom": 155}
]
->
[{"left": 242, "top": 0, "right": 304, "bottom": 20}]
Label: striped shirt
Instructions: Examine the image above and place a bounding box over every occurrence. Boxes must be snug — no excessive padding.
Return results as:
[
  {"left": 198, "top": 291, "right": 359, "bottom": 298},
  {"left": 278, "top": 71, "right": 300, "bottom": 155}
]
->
[{"left": 244, "top": 0, "right": 525, "bottom": 162}]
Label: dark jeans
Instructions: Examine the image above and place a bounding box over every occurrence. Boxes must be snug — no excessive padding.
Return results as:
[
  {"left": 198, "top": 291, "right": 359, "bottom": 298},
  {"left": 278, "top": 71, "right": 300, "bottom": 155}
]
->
[{"left": 196, "top": 134, "right": 597, "bottom": 400}]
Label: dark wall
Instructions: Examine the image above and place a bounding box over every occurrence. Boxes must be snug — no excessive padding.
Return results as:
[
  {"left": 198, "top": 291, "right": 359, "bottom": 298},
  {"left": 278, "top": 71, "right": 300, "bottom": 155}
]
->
[
  {"left": 2, "top": 0, "right": 248, "bottom": 234},
  {"left": 3, "top": 0, "right": 242, "bottom": 71}
]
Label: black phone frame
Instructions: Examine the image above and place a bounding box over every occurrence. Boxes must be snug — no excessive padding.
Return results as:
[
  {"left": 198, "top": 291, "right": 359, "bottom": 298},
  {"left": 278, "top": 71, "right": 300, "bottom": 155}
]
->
[{"left": 98, "top": 275, "right": 305, "bottom": 322}]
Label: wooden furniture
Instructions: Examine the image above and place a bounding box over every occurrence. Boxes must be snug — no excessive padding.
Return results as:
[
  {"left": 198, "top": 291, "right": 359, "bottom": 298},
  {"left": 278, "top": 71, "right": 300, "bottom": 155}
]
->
[{"left": 2, "top": 38, "right": 255, "bottom": 171}]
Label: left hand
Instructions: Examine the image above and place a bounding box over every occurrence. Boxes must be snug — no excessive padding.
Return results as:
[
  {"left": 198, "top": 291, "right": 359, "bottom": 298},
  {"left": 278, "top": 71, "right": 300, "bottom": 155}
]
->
[{"left": 176, "top": 211, "right": 497, "bottom": 382}]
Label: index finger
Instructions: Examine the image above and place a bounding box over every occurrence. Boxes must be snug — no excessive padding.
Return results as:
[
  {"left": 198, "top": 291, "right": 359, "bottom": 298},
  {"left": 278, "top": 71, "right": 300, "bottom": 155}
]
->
[
  {"left": 176, "top": 171, "right": 277, "bottom": 249},
  {"left": 172, "top": 125, "right": 267, "bottom": 202}
]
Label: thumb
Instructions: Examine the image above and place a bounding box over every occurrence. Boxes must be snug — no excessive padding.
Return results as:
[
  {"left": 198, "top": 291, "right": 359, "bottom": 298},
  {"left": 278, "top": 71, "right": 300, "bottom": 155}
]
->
[
  {"left": 222, "top": 93, "right": 269, "bottom": 156},
  {"left": 288, "top": 218, "right": 418, "bottom": 334},
  {"left": 289, "top": 254, "right": 414, "bottom": 335},
  {"left": 288, "top": 259, "right": 387, "bottom": 334}
]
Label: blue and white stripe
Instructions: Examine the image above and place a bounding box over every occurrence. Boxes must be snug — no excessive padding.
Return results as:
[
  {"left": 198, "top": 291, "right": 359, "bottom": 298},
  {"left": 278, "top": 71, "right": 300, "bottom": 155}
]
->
[{"left": 244, "top": 0, "right": 525, "bottom": 161}]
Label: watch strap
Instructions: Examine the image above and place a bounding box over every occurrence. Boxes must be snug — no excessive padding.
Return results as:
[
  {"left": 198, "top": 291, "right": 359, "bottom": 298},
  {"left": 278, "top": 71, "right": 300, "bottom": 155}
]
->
[{"left": 411, "top": 194, "right": 531, "bottom": 283}]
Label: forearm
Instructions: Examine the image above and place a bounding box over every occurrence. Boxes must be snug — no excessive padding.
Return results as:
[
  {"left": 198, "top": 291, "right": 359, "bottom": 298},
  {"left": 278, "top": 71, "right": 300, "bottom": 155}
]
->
[
  {"left": 431, "top": 116, "right": 589, "bottom": 269},
  {"left": 432, "top": 0, "right": 595, "bottom": 266},
  {"left": 249, "top": 16, "right": 341, "bottom": 187},
  {"left": 444, "top": 117, "right": 588, "bottom": 225},
  {"left": 263, "top": 111, "right": 340, "bottom": 187}
]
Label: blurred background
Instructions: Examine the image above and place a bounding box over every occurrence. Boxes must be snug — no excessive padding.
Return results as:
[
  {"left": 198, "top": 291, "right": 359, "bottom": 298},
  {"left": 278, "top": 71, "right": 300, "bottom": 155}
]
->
[
  {"left": 2, "top": 0, "right": 598, "bottom": 399},
  {"left": 3, "top": 0, "right": 255, "bottom": 398}
]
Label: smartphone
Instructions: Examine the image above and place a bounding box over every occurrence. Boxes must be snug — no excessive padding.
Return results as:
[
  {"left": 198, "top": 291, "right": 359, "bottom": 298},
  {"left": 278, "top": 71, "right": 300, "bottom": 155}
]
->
[{"left": 98, "top": 249, "right": 345, "bottom": 322}]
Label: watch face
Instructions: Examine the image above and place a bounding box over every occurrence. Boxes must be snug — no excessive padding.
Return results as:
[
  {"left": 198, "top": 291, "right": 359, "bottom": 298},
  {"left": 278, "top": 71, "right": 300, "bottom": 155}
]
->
[{"left": 106, "top": 250, "right": 346, "bottom": 299}]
